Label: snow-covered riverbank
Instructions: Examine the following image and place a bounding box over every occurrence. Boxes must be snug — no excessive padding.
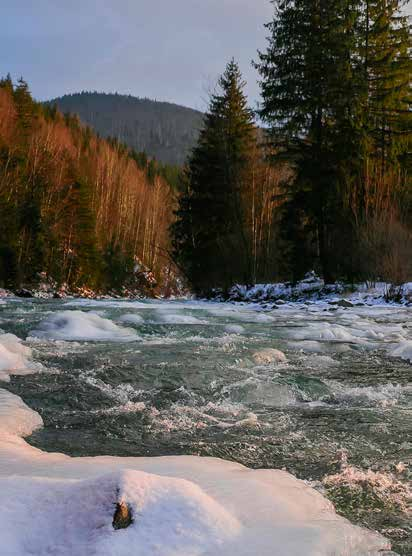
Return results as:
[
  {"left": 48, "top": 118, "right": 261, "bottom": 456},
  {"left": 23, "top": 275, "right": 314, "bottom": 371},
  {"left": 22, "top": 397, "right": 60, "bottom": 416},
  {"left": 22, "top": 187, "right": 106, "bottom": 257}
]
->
[
  {"left": 0, "top": 387, "right": 391, "bottom": 556},
  {"left": 215, "top": 274, "right": 412, "bottom": 306}
]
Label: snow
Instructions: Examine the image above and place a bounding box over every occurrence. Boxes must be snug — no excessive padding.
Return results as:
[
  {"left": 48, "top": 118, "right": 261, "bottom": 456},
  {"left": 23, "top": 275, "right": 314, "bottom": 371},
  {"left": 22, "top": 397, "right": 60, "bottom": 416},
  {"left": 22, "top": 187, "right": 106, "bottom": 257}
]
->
[
  {"left": 0, "top": 389, "right": 43, "bottom": 438},
  {"left": 152, "top": 310, "right": 206, "bottom": 325},
  {"left": 252, "top": 348, "right": 287, "bottom": 365},
  {"left": 0, "top": 470, "right": 241, "bottom": 556},
  {"left": 29, "top": 311, "right": 139, "bottom": 342},
  {"left": 0, "top": 387, "right": 391, "bottom": 556},
  {"left": 224, "top": 274, "right": 412, "bottom": 305},
  {"left": 118, "top": 313, "right": 145, "bottom": 325},
  {"left": 224, "top": 324, "right": 245, "bottom": 334},
  {"left": 0, "top": 333, "right": 40, "bottom": 382}
]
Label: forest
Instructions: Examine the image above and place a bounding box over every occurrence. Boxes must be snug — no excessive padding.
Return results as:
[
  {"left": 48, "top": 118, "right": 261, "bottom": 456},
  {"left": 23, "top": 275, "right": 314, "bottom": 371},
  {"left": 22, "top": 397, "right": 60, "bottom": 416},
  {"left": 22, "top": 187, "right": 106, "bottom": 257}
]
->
[
  {"left": 173, "top": 0, "right": 411, "bottom": 293},
  {"left": 0, "top": 77, "right": 179, "bottom": 294},
  {"left": 0, "top": 0, "right": 411, "bottom": 296}
]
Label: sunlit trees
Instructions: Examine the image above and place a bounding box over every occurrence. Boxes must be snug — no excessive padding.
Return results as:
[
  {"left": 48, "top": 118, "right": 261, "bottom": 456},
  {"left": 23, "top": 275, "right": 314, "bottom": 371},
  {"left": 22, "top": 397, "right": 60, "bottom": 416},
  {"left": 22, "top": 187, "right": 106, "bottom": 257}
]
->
[{"left": 0, "top": 77, "right": 176, "bottom": 292}]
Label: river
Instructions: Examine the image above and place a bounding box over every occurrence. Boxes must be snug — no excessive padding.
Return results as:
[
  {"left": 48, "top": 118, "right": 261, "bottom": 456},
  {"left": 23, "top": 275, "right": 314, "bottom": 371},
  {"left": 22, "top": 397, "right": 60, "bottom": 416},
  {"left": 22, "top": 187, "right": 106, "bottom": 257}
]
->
[{"left": 0, "top": 297, "right": 410, "bottom": 554}]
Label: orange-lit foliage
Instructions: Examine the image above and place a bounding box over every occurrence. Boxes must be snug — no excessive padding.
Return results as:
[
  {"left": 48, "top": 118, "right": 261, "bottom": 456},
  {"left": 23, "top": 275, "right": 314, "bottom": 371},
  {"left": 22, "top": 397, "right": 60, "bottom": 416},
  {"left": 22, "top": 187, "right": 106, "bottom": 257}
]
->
[{"left": 0, "top": 79, "right": 176, "bottom": 291}]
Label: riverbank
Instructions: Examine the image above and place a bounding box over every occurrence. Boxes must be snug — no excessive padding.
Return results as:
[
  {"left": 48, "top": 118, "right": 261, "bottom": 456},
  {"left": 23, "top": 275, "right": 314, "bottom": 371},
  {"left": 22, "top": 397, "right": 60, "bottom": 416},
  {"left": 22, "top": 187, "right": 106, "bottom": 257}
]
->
[
  {"left": 209, "top": 273, "right": 412, "bottom": 307},
  {"left": 2, "top": 271, "right": 412, "bottom": 307}
]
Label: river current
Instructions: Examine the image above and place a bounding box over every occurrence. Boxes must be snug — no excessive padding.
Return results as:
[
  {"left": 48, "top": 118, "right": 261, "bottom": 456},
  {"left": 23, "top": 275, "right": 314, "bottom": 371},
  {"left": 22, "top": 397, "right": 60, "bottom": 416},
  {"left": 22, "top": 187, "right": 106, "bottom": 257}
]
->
[{"left": 1, "top": 297, "right": 411, "bottom": 554}]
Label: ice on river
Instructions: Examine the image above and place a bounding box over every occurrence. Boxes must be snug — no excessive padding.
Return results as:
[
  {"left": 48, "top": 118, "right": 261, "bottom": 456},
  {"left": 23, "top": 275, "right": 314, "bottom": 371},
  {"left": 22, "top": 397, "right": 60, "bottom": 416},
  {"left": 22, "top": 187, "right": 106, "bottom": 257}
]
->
[
  {"left": 0, "top": 389, "right": 391, "bottom": 556},
  {"left": 30, "top": 310, "right": 139, "bottom": 342}
]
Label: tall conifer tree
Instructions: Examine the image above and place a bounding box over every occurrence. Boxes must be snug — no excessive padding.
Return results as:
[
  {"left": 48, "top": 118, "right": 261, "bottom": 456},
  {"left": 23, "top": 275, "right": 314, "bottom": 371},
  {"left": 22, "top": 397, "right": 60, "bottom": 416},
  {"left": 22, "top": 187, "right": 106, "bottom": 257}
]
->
[
  {"left": 255, "top": 0, "right": 410, "bottom": 281},
  {"left": 172, "top": 60, "right": 255, "bottom": 292}
]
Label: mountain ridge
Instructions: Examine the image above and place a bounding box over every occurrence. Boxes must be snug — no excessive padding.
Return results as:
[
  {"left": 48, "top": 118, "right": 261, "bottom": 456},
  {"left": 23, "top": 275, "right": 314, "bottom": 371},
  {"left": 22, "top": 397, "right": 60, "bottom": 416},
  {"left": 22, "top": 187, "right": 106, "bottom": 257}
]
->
[{"left": 45, "top": 92, "right": 204, "bottom": 165}]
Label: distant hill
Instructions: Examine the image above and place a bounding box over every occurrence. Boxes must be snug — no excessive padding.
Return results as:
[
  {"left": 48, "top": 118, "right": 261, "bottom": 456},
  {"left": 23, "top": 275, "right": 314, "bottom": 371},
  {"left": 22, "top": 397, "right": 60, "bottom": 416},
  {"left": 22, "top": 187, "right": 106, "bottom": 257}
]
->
[{"left": 45, "top": 92, "right": 204, "bottom": 165}]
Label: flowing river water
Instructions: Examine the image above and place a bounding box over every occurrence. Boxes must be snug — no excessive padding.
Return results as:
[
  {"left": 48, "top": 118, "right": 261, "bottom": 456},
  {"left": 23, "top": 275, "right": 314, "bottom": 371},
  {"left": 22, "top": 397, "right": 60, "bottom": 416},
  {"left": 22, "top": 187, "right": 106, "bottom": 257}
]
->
[{"left": 0, "top": 297, "right": 411, "bottom": 554}]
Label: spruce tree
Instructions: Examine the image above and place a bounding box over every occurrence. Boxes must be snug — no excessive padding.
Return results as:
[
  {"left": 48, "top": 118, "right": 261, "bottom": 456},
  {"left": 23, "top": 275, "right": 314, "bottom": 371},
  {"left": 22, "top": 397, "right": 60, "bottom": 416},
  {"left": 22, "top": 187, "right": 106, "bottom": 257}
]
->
[
  {"left": 172, "top": 60, "right": 255, "bottom": 292},
  {"left": 361, "top": 0, "right": 411, "bottom": 175},
  {"left": 256, "top": 0, "right": 375, "bottom": 282}
]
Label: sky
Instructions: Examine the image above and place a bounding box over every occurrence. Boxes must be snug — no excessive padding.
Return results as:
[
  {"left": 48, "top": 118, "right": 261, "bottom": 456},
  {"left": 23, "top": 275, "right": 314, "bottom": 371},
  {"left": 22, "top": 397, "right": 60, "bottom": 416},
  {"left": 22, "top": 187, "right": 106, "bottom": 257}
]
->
[
  {"left": 2, "top": 1, "right": 411, "bottom": 112},
  {"left": 1, "top": 0, "right": 275, "bottom": 111}
]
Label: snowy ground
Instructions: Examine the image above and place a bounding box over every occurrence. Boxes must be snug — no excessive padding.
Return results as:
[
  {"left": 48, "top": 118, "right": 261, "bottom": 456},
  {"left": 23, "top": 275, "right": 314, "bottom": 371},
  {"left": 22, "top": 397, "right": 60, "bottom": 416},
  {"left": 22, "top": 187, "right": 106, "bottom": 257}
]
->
[
  {"left": 0, "top": 389, "right": 391, "bottom": 556},
  {"left": 0, "top": 294, "right": 410, "bottom": 555},
  {"left": 221, "top": 274, "right": 412, "bottom": 306}
]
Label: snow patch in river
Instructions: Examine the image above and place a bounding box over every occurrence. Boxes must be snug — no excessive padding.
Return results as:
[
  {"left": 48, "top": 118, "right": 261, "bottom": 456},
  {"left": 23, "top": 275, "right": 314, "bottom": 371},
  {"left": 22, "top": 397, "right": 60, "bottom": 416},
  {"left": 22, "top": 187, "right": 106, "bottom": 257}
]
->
[
  {"left": 151, "top": 310, "right": 207, "bottom": 325},
  {"left": 118, "top": 313, "right": 145, "bottom": 325},
  {"left": 252, "top": 348, "right": 286, "bottom": 365},
  {"left": 0, "top": 389, "right": 43, "bottom": 438},
  {"left": 224, "top": 324, "right": 245, "bottom": 334},
  {"left": 29, "top": 311, "right": 139, "bottom": 342},
  {"left": 0, "top": 333, "right": 41, "bottom": 382}
]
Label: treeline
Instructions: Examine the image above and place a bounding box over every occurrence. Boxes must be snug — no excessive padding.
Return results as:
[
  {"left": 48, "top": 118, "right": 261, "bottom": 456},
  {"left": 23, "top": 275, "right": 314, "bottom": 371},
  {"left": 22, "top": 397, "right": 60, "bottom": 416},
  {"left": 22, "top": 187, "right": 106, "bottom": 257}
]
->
[
  {"left": 0, "top": 76, "right": 177, "bottom": 293},
  {"left": 173, "top": 0, "right": 411, "bottom": 293}
]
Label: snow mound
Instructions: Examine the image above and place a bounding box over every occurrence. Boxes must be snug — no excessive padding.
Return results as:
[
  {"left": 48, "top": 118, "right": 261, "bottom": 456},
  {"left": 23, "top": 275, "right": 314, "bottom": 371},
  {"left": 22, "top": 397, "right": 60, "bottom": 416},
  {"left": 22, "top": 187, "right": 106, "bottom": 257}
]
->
[
  {"left": 252, "top": 348, "right": 286, "bottom": 365},
  {"left": 0, "top": 470, "right": 241, "bottom": 556},
  {"left": 30, "top": 311, "right": 139, "bottom": 342},
  {"left": 0, "top": 333, "right": 40, "bottom": 382},
  {"left": 118, "top": 313, "right": 145, "bottom": 325},
  {"left": 0, "top": 389, "right": 43, "bottom": 438},
  {"left": 152, "top": 311, "right": 206, "bottom": 325},
  {"left": 0, "top": 388, "right": 391, "bottom": 556},
  {"left": 224, "top": 324, "right": 245, "bottom": 334}
]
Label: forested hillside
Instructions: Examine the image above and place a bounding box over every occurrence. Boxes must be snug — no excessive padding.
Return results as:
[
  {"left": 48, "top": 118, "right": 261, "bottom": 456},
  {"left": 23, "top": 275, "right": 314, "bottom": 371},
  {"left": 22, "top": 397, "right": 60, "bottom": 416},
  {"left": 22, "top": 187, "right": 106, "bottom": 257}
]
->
[
  {"left": 0, "top": 77, "right": 178, "bottom": 294},
  {"left": 46, "top": 92, "right": 204, "bottom": 166}
]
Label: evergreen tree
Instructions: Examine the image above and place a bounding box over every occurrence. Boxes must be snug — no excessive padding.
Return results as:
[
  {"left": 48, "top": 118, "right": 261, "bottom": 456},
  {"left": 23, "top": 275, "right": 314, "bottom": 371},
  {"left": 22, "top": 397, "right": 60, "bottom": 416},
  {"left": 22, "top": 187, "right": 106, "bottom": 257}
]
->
[
  {"left": 13, "top": 77, "right": 36, "bottom": 145},
  {"left": 256, "top": 0, "right": 367, "bottom": 282},
  {"left": 172, "top": 60, "right": 255, "bottom": 292},
  {"left": 68, "top": 179, "right": 101, "bottom": 287},
  {"left": 361, "top": 0, "right": 411, "bottom": 176}
]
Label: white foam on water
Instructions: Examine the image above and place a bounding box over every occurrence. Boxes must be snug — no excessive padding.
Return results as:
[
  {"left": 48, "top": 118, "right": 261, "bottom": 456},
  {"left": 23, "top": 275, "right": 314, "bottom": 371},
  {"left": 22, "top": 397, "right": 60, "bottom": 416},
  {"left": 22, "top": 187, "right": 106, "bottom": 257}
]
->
[
  {"left": 0, "top": 333, "right": 41, "bottom": 382},
  {"left": 323, "top": 464, "right": 411, "bottom": 515},
  {"left": 326, "top": 381, "right": 411, "bottom": 408},
  {"left": 84, "top": 377, "right": 145, "bottom": 405},
  {"left": 147, "top": 400, "right": 261, "bottom": 433},
  {"left": 390, "top": 340, "right": 412, "bottom": 363},
  {"left": 29, "top": 311, "right": 139, "bottom": 342}
]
